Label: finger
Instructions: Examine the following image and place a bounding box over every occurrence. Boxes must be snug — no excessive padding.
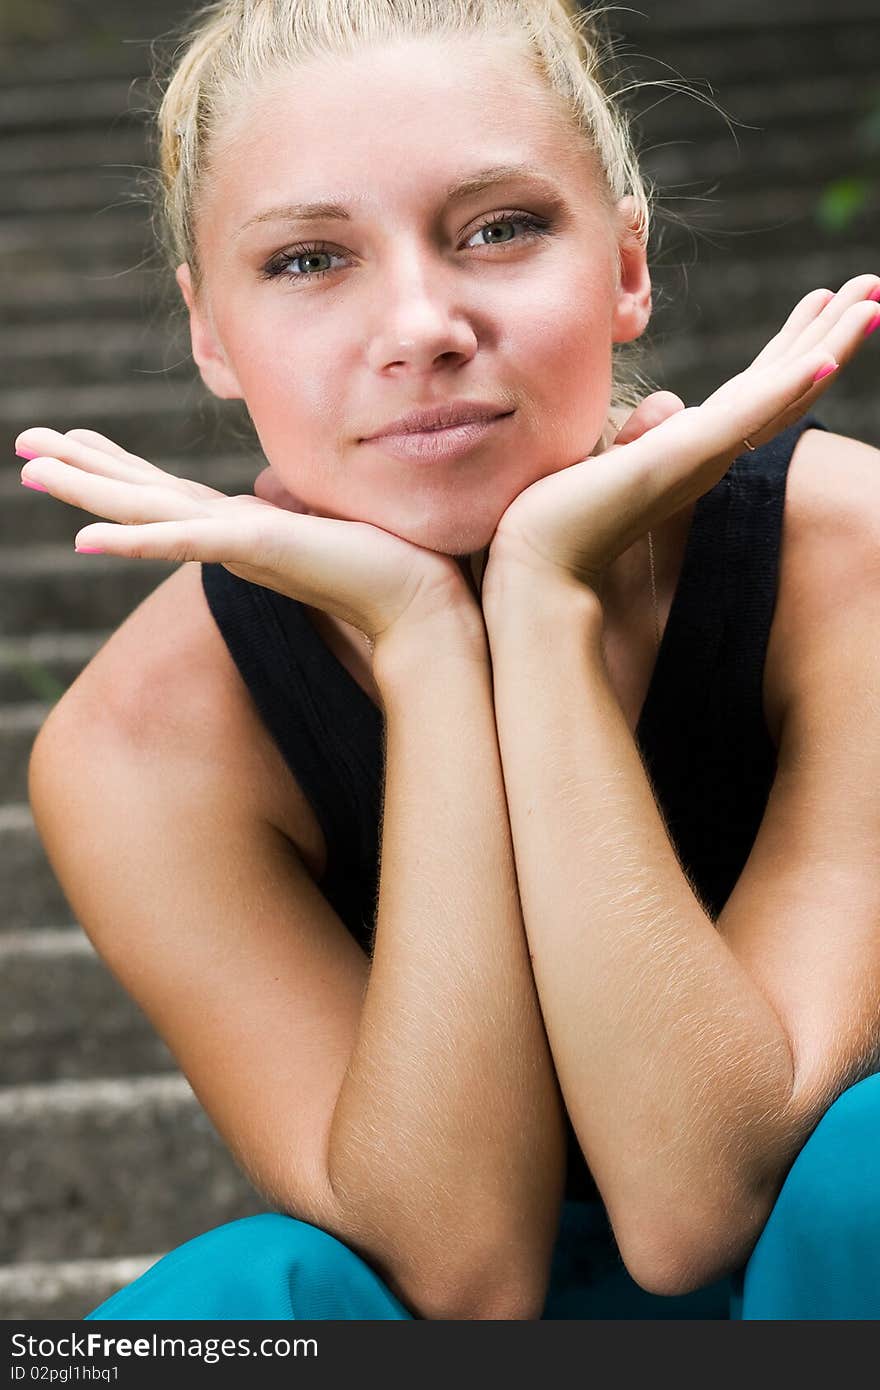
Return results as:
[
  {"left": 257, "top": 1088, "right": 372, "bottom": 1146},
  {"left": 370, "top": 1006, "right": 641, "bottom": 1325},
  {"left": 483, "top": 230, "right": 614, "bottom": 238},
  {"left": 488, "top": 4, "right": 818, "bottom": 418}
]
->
[
  {"left": 751, "top": 294, "right": 880, "bottom": 439},
  {"left": 15, "top": 427, "right": 156, "bottom": 482},
  {"left": 17, "top": 429, "right": 224, "bottom": 512},
  {"left": 70, "top": 511, "right": 371, "bottom": 620},
  {"left": 704, "top": 285, "right": 879, "bottom": 421},
  {"left": 748, "top": 287, "right": 836, "bottom": 369},
  {"left": 755, "top": 275, "right": 880, "bottom": 370},
  {"left": 616, "top": 341, "right": 844, "bottom": 512},
  {"left": 611, "top": 392, "right": 686, "bottom": 448},
  {"left": 19, "top": 456, "right": 212, "bottom": 525},
  {"left": 63, "top": 429, "right": 133, "bottom": 461}
]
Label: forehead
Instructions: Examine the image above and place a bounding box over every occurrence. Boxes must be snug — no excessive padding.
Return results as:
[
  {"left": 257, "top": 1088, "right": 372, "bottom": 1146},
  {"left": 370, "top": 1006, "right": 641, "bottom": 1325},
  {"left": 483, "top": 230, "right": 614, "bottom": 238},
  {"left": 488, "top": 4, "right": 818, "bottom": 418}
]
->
[{"left": 205, "top": 35, "right": 594, "bottom": 227}]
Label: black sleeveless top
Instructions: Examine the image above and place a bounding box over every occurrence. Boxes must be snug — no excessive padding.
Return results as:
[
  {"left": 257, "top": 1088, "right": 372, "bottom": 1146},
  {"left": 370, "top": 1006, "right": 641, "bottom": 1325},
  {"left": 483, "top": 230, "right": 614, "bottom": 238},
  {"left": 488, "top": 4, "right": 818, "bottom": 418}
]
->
[{"left": 200, "top": 413, "right": 828, "bottom": 1204}]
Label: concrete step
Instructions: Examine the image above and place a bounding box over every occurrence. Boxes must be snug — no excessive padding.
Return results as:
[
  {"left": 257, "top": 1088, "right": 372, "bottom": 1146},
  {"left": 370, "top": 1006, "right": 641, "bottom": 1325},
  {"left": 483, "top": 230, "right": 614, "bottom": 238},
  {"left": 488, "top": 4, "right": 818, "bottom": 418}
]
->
[
  {"left": 0, "top": 269, "right": 161, "bottom": 324},
  {"left": 0, "top": 0, "right": 182, "bottom": 45},
  {"left": 0, "top": 32, "right": 157, "bottom": 79},
  {"left": 1, "top": 804, "right": 77, "bottom": 930},
  {"left": 1, "top": 702, "right": 50, "bottom": 802},
  {"left": 624, "top": 0, "right": 878, "bottom": 26},
  {"left": 5, "top": 167, "right": 153, "bottom": 219},
  {"left": 0, "top": 630, "right": 109, "bottom": 704},
  {"left": 0, "top": 544, "right": 175, "bottom": 639},
  {"left": 3, "top": 381, "right": 251, "bottom": 461},
  {"left": 0, "top": 929, "right": 178, "bottom": 1086},
  {"left": 2, "top": 320, "right": 184, "bottom": 388},
  {"left": 638, "top": 19, "right": 878, "bottom": 84},
  {"left": 0, "top": 126, "right": 148, "bottom": 176},
  {"left": 0, "top": 208, "right": 148, "bottom": 264},
  {"left": 0, "top": 80, "right": 146, "bottom": 135},
  {"left": 1, "top": 1073, "right": 268, "bottom": 1263},
  {"left": 642, "top": 126, "right": 876, "bottom": 199},
  {"left": 0, "top": 1252, "right": 162, "bottom": 1320}
]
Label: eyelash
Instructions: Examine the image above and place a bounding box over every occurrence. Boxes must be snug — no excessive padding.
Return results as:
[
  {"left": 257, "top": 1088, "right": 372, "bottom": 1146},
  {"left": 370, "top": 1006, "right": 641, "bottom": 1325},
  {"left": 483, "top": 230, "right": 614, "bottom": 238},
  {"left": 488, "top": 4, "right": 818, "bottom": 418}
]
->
[{"left": 259, "top": 211, "right": 554, "bottom": 287}]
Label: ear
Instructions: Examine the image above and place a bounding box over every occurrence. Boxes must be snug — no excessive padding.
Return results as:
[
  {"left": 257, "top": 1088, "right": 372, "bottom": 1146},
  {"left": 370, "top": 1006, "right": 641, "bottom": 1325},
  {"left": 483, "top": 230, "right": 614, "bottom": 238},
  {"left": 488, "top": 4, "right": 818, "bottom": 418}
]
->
[
  {"left": 610, "top": 195, "right": 652, "bottom": 345},
  {"left": 175, "top": 262, "right": 244, "bottom": 401}
]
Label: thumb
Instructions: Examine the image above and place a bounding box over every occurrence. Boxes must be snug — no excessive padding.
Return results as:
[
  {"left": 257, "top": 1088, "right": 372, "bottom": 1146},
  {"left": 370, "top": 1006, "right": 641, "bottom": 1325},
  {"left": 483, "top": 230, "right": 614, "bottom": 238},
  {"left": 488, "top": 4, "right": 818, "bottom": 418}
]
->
[{"left": 610, "top": 391, "right": 686, "bottom": 448}]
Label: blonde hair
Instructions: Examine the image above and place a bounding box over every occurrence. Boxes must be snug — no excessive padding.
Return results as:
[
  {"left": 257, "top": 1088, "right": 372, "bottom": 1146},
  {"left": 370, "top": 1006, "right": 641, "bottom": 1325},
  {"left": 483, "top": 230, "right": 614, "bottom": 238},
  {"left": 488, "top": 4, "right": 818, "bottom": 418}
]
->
[{"left": 148, "top": 0, "right": 665, "bottom": 418}]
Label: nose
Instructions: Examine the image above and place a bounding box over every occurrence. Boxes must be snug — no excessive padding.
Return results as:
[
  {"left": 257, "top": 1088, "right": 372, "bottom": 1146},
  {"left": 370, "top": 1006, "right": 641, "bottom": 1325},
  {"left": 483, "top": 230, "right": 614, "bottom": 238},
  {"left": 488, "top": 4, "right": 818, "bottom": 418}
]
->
[{"left": 365, "top": 244, "right": 479, "bottom": 376}]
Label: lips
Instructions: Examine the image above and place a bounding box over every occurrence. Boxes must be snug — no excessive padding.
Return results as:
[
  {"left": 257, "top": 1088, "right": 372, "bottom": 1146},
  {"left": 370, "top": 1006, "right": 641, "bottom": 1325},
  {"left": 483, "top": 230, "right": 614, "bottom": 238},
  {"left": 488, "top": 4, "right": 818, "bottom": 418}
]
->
[
  {"left": 360, "top": 412, "right": 513, "bottom": 463},
  {"left": 361, "top": 401, "right": 513, "bottom": 440}
]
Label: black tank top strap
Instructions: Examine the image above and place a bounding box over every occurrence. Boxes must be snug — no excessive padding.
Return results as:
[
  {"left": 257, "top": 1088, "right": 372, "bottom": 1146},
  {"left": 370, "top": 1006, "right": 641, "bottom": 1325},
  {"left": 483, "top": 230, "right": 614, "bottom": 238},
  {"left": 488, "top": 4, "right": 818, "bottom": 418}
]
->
[
  {"left": 635, "top": 411, "right": 829, "bottom": 918},
  {"left": 200, "top": 564, "right": 383, "bottom": 943}
]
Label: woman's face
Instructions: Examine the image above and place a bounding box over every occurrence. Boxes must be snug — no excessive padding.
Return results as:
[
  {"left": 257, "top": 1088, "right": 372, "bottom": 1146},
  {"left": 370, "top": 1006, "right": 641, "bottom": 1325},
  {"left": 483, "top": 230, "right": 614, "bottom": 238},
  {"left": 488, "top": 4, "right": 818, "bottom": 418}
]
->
[{"left": 178, "top": 35, "right": 651, "bottom": 556}]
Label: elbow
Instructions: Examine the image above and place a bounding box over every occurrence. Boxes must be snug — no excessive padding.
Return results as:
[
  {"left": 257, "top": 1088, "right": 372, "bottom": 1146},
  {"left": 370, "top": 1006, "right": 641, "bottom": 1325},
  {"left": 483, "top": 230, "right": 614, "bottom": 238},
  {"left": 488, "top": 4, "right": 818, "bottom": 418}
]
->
[
  {"left": 408, "top": 1263, "right": 546, "bottom": 1321},
  {"left": 376, "top": 1230, "right": 548, "bottom": 1320},
  {"left": 375, "top": 1234, "right": 547, "bottom": 1321},
  {"left": 407, "top": 1214, "right": 553, "bottom": 1319},
  {"left": 618, "top": 1198, "right": 769, "bottom": 1300},
  {"left": 305, "top": 1184, "right": 546, "bottom": 1321},
  {"left": 27, "top": 697, "right": 83, "bottom": 820}
]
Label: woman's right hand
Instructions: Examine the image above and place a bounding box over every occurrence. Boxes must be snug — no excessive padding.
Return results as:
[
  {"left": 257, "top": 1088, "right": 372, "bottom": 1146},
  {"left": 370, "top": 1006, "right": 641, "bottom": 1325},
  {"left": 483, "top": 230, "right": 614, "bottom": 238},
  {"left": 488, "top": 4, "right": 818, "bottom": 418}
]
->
[{"left": 13, "top": 427, "right": 475, "bottom": 651}]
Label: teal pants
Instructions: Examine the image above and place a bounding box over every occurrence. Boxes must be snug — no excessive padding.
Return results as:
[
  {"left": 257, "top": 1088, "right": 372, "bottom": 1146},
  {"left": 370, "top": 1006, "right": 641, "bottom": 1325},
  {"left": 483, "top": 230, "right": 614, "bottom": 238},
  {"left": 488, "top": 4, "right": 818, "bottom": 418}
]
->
[{"left": 86, "top": 1072, "right": 880, "bottom": 1320}]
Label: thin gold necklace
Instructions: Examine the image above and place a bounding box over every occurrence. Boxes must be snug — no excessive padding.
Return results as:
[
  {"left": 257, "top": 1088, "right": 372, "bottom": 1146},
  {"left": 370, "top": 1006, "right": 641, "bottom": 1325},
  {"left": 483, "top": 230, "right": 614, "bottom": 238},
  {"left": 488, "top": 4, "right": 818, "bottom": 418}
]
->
[{"left": 647, "top": 528, "right": 660, "bottom": 654}]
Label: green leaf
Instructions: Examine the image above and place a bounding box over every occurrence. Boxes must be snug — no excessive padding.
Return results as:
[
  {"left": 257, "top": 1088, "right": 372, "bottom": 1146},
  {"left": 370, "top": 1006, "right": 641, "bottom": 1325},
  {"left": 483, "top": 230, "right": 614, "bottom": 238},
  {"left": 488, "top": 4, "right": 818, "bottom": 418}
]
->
[{"left": 815, "top": 177, "right": 872, "bottom": 232}]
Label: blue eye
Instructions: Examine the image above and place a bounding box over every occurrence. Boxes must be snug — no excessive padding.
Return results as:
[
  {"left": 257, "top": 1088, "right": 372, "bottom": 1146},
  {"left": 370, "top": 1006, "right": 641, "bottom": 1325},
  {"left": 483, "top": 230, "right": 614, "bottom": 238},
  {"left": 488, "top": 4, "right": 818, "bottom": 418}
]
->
[{"left": 260, "top": 211, "right": 553, "bottom": 287}]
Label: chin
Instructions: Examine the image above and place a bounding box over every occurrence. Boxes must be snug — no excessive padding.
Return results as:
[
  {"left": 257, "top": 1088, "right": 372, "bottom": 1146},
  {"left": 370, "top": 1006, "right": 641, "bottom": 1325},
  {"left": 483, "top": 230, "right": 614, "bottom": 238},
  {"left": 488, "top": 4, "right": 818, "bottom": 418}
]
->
[{"left": 392, "top": 514, "right": 498, "bottom": 557}]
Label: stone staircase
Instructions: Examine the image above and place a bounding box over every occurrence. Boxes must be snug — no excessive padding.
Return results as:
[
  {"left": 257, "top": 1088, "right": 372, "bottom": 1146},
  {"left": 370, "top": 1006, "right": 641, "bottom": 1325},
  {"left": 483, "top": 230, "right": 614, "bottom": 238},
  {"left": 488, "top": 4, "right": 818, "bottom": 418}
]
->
[{"left": 1, "top": 0, "right": 878, "bottom": 1319}]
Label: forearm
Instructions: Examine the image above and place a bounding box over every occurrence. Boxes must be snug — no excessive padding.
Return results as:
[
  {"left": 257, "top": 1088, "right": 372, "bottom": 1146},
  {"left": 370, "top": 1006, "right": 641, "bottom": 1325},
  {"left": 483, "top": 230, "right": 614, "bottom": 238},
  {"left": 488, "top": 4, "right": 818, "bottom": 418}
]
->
[
  {"left": 484, "top": 572, "right": 796, "bottom": 1293},
  {"left": 326, "top": 602, "right": 566, "bottom": 1320}
]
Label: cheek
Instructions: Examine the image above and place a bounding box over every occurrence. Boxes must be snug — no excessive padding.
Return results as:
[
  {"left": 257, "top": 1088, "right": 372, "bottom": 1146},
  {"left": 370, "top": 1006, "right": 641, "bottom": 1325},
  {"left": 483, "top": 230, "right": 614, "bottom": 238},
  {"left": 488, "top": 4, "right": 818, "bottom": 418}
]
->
[
  {"left": 225, "top": 327, "right": 345, "bottom": 471},
  {"left": 512, "top": 291, "right": 614, "bottom": 454}
]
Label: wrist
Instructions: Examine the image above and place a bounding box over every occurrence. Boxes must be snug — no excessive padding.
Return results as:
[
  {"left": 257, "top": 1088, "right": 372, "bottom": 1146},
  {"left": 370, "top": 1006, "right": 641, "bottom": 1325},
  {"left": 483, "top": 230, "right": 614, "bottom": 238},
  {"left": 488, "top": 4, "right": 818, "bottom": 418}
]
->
[
  {"left": 481, "top": 542, "right": 606, "bottom": 641},
  {"left": 371, "top": 585, "right": 488, "bottom": 692}
]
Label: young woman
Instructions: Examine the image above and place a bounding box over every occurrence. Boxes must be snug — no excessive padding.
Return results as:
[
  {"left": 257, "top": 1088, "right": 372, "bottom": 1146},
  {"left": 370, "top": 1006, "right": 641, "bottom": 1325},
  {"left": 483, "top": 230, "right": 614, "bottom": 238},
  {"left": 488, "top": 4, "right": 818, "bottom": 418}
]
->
[{"left": 20, "top": 0, "right": 880, "bottom": 1319}]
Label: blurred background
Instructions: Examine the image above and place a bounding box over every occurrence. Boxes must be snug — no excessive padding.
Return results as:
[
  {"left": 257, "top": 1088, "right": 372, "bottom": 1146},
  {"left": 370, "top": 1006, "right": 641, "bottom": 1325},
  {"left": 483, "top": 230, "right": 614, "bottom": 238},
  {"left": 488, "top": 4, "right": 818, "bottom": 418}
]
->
[{"left": 1, "top": 0, "right": 878, "bottom": 1317}]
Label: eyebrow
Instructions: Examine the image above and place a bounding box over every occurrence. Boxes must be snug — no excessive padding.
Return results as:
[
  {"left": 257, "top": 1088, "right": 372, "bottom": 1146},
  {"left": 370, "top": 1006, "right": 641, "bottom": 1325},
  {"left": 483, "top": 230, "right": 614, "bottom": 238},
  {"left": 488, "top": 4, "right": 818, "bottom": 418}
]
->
[{"left": 235, "top": 163, "right": 565, "bottom": 236}]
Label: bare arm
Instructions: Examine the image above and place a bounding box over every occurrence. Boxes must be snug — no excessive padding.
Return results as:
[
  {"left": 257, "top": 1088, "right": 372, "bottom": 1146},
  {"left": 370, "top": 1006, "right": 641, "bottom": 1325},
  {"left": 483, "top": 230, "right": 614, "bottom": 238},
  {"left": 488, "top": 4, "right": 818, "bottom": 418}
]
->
[
  {"left": 482, "top": 573, "right": 796, "bottom": 1296},
  {"left": 326, "top": 599, "right": 567, "bottom": 1320},
  {"left": 28, "top": 567, "right": 566, "bottom": 1321}
]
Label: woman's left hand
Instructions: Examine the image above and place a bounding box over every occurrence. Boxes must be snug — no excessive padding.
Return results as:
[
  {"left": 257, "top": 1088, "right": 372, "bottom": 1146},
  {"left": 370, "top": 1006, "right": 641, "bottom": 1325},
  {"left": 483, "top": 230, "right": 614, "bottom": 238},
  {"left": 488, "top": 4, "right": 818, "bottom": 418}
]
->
[{"left": 483, "top": 274, "right": 880, "bottom": 602}]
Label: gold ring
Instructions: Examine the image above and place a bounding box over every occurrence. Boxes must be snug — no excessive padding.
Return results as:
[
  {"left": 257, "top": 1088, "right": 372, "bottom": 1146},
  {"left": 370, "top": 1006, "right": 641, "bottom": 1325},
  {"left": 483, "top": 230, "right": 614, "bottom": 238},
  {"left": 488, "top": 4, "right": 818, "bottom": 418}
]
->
[{"left": 742, "top": 436, "right": 758, "bottom": 452}]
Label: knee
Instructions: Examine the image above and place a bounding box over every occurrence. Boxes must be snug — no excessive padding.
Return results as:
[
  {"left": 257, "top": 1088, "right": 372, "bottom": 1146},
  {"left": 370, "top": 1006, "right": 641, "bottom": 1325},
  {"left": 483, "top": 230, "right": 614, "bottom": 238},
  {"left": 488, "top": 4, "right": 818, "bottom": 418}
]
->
[
  {"left": 762, "top": 1071, "right": 880, "bottom": 1245},
  {"left": 734, "top": 1073, "right": 880, "bottom": 1318},
  {"left": 197, "top": 1211, "right": 368, "bottom": 1277},
  {"left": 86, "top": 1211, "right": 395, "bottom": 1320}
]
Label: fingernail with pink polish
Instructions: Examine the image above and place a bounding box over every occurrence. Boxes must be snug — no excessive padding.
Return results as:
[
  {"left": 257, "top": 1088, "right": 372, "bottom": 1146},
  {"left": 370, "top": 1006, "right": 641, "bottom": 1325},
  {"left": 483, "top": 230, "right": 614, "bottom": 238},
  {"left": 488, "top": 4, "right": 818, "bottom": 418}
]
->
[
  {"left": 867, "top": 285, "right": 880, "bottom": 303},
  {"left": 21, "top": 478, "right": 48, "bottom": 493},
  {"left": 812, "top": 362, "right": 838, "bottom": 383},
  {"left": 865, "top": 312, "right": 880, "bottom": 338},
  {"left": 15, "top": 447, "right": 38, "bottom": 460}
]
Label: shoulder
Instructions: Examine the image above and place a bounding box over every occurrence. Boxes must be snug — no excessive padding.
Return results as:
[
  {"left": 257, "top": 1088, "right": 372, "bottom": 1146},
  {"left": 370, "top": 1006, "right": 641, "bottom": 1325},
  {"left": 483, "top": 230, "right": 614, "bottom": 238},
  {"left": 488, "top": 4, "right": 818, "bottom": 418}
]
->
[
  {"left": 782, "top": 425, "right": 880, "bottom": 608},
  {"left": 787, "top": 424, "right": 880, "bottom": 539},
  {"left": 766, "top": 425, "right": 880, "bottom": 740},
  {"left": 48, "top": 560, "right": 327, "bottom": 878}
]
